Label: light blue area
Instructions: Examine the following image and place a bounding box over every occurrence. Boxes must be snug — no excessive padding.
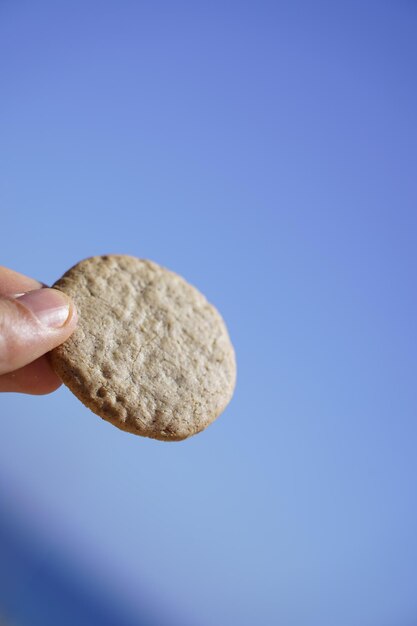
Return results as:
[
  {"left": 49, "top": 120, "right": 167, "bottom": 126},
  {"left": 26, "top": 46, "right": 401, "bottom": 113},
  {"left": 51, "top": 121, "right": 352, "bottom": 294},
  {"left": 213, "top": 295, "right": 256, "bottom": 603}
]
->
[{"left": 1, "top": 2, "right": 417, "bottom": 625}]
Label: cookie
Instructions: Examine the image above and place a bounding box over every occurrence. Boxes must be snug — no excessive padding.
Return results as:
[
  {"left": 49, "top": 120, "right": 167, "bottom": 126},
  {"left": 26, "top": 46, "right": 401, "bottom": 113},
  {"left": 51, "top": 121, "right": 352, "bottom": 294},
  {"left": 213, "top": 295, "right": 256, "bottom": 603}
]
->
[{"left": 50, "top": 255, "right": 236, "bottom": 441}]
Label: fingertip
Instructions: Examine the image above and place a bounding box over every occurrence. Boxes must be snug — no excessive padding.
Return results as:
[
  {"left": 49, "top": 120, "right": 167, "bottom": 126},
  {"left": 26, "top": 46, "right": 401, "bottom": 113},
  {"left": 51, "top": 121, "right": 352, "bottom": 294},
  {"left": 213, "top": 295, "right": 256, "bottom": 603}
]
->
[
  {"left": 51, "top": 289, "right": 78, "bottom": 338},
  {"left": 65, "top": 294, "right": 78, "bottom": 331},
  {"left": 0, "top": 289, "right": 78, "bottom": 376},
  {"left": 16, "top": 288, "right": 77, "bottom": 331}
]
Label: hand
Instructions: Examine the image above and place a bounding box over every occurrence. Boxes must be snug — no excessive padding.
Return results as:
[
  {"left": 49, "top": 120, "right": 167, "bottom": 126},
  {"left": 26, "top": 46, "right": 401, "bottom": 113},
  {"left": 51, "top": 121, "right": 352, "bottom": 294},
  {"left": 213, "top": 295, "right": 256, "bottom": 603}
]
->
[{"left": 0, "top": 266, "right": 77, "bottom": 394}]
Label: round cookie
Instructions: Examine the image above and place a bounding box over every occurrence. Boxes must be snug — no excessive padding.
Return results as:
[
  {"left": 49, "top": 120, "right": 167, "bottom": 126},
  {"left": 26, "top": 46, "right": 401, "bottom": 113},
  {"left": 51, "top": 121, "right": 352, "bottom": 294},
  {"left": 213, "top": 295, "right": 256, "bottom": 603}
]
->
[{"left": 50, "top": 255, "right": 236, "bottom": 441}]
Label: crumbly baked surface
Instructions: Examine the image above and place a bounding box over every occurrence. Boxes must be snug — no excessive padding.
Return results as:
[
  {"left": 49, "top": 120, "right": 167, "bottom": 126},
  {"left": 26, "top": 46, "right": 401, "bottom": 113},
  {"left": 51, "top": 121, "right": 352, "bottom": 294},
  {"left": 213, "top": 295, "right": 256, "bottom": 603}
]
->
[{"left": 50, "top": 255, "right": 236, "bottom": 441}]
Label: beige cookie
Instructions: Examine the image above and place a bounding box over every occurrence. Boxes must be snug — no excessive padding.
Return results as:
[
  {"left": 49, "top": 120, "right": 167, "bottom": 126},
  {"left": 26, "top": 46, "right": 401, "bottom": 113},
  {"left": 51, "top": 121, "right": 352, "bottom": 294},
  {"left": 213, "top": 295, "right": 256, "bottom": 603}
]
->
[{"left": 50, "top": 255, "right": 236, "bottom": 441}]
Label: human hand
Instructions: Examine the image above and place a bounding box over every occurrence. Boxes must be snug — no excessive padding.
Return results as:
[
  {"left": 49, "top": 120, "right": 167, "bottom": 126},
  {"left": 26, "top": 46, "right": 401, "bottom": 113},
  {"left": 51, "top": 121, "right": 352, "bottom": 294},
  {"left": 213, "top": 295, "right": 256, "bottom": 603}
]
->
[{"left": 0, "top": 266, "right": 77, "bottom": 394}]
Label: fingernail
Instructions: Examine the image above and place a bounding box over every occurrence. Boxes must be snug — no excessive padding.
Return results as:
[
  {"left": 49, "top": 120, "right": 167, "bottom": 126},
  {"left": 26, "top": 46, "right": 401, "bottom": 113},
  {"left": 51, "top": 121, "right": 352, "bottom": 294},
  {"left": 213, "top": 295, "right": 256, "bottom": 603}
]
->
[{"left": 16, "top": 288, "right": 72, "bottom": 328}]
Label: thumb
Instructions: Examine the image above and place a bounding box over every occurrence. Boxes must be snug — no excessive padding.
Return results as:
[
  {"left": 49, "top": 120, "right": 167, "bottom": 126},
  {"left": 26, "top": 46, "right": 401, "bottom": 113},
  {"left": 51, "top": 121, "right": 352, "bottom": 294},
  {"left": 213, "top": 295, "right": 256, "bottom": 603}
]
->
[{"left": 0, "top": 288, "right": 77, "bottom": 375}]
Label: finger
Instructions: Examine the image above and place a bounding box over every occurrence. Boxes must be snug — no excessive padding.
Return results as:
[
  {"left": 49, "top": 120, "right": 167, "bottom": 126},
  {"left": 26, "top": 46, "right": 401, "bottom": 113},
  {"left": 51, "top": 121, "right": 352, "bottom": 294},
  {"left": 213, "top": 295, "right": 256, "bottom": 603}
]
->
[
  {"left": 0, "top": 288, "right": 77, "bottom": 375},
  {"left": 0, "top": 266, "right": 43, "bottom": 296},
  {"left": 0, "top": 355, "right": 63, "bottom": 394}
]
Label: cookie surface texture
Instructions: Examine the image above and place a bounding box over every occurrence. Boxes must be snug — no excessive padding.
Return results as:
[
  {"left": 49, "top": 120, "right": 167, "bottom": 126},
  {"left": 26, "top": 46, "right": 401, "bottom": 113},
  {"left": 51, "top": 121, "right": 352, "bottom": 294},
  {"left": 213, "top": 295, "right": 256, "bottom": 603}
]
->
[{"left": 50, "top": 255, "right": 236, "bottom": 441}]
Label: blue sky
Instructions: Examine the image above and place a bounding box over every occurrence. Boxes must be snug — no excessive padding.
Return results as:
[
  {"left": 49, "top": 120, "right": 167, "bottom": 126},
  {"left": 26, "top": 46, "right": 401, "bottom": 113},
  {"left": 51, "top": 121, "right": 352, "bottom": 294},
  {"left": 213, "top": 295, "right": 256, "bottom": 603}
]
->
[{"left": 1, "top": 2, "right": 417, "bottom": 625}]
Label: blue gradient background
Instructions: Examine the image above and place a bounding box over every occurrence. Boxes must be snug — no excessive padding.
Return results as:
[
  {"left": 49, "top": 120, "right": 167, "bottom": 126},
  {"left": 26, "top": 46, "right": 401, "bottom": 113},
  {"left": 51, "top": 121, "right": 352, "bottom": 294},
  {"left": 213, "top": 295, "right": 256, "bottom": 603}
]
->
[{"left": 1, "top": 2, "right": 417, "bottom": 625}]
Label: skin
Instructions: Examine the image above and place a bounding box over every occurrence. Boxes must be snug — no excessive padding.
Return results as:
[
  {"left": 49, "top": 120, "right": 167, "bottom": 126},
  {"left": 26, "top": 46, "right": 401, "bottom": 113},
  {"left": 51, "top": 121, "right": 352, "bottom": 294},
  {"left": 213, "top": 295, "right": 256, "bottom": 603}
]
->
[{"left": 0, "top": 266, "right": 78, "bottom": 394}]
